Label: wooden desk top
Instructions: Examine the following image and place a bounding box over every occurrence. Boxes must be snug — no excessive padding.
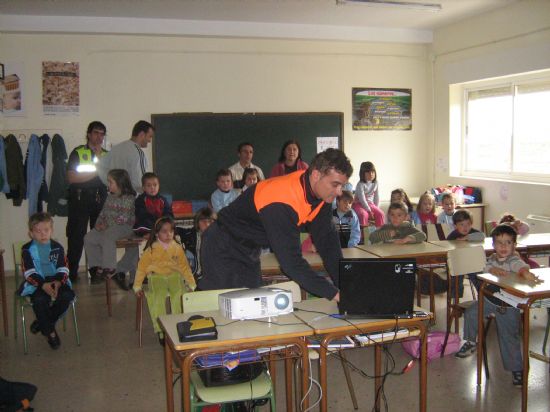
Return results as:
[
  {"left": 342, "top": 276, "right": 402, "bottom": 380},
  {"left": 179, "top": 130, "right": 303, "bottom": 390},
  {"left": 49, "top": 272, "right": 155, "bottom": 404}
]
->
[
  {"left": 429, "top": 238, "right": 497, "bottom": 253},
  {"left": 478, "top": 268, "right": 550, "bottom": 299},
  {"left": 260, "top": 248, "right": 378, "bottom": 273},
  {"left": 517, "top": 233, "right": 550, "bottom": 248},
  {"left": 159, "top": 309, "right": 314, "bottom": 352},
  {"left": 293, "top": 299, "right": 430, "bottom": 335},
  {"left": 357, "top": 241, "right": 447, "bottom": 258}
]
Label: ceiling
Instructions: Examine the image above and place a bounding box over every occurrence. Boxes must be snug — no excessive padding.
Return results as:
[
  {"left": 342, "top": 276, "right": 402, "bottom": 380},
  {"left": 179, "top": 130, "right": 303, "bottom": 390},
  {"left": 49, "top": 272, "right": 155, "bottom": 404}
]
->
[{"left": 0, "top": 0, "right": 519, "bottom": 43}]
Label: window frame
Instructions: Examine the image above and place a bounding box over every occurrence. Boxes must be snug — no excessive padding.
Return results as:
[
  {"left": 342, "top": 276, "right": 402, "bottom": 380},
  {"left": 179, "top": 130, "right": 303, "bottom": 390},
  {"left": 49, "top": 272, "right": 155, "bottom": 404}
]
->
[{"left": 452, "top": 69, "right": 550, "bottom": 185}]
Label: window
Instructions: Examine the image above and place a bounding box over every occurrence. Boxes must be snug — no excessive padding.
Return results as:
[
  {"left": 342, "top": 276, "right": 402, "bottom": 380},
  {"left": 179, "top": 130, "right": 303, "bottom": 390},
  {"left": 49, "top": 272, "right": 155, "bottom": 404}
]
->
[{"left": 453, "top": 71, "right": 550, "bottom": 184}]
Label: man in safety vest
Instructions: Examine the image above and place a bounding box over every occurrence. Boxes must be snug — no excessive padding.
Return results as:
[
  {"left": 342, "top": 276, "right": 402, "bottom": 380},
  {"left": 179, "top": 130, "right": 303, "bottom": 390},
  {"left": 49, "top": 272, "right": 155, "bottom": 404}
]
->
[
  {"left": 200, "top": 148, "right": 353, "bottom": 301},
  {"left": 66, "top": 121, "right": 108, "bottom": 283}
]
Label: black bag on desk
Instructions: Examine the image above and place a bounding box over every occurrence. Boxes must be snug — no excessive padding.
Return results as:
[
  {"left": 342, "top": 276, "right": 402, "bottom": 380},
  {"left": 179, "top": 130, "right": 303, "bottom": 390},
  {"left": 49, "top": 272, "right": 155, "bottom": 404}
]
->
[
  {"left": 177, "top": 315, "right": 218, "bottom": 342},
  {"left": 199, "top": 363, "right": 266, "bottom": 387}
]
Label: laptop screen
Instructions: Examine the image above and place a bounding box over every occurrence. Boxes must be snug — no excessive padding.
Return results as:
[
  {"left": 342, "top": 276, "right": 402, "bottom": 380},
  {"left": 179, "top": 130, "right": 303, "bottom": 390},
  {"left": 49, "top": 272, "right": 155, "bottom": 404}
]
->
[{"left": 338, "top": 258, "right": 417, "bottom": 318}]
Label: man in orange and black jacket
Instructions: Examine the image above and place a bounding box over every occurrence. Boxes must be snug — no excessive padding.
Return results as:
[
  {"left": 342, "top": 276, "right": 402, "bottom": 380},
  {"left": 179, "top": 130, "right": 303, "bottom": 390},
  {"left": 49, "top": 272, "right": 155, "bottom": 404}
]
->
[{"left": 199, "top": 148, "right": 353, "bottom": 301}]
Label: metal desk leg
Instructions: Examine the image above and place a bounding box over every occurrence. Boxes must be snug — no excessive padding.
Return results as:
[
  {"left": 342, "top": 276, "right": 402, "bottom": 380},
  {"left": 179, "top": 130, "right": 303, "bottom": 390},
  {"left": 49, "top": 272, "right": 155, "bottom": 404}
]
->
[
  {"left": 521, "top": 305, "right": 531, "bottom": 412},
  {"left": 319, "top": 345, "right": 328, "bottom": 412},
  {"left": 374, "top": 345, "right": 382, "bottom": 412},
  {"left": 285, "top": 356, "right": 294, "bottom": 412},
  {"left": 419, "top": 323, "right": 428, "bottom": 412},
  {"left": 477, "top": 284, "right": 486, "bottom": 386},
  {"left": 164, "top": 340, "right": 174, "bottom": 412}
]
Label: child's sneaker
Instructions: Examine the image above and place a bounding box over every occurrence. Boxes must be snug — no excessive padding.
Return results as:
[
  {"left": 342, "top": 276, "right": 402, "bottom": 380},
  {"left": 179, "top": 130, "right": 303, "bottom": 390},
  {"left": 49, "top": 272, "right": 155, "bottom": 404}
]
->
[
  {"left": 512, "top": 371, "right": 523, "bottom": 387},
  {"left": 455, "top": 341, "right": 476, "bottom": 358},
  {"left": 47, "top": 331, "right": 61, "bottom": 350}
]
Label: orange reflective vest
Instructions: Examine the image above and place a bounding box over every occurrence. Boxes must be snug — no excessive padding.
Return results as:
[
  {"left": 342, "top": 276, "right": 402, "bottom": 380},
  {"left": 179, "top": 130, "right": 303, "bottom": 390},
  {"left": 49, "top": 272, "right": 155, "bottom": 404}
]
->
[{"left": 254, "top": 170, "right": 322, "bottom": 225}]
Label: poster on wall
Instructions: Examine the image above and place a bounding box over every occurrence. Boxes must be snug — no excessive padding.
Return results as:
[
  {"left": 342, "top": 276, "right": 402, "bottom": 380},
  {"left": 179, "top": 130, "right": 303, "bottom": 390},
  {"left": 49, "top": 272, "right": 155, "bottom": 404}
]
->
[
  {"left": 42, "top": 61, "right": 79, "bottom": 115},
  {"left": 1, "top": 62, "right": 25, "bottom": 116},
  {"left": 352, "top": 88, "right": 411, "bottom": 130}
]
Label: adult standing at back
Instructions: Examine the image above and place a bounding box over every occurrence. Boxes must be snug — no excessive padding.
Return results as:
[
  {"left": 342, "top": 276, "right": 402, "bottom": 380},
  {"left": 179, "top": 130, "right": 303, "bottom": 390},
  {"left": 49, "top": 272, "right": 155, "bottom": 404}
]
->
[
  {"left": 200, "top": 148, "right": 353, "bottom": 301},
  {"left": 228, "top": 142, "right": 265, "bottom": 189},
  {"left": 269, "top": 140, "right": 309, "bottom": 177},
  {"left": 99, "top": 120, "right": 154, "bottom": 193},
  {"left": 66, "top": 121, "right": 108, "bottom": 282}
]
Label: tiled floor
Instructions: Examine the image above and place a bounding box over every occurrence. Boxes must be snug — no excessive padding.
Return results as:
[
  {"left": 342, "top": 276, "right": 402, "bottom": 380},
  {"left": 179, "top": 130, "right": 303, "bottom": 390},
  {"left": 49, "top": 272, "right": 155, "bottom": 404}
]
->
[{"left": 1, "top": 275, "right": 549, "bottom": 411}]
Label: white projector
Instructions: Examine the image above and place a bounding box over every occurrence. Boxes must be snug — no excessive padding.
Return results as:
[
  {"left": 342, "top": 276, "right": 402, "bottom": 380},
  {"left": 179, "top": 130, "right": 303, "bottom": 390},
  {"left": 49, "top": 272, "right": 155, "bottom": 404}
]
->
[{"left": 218, "top": 288, "right": 293, "bottom": 320}]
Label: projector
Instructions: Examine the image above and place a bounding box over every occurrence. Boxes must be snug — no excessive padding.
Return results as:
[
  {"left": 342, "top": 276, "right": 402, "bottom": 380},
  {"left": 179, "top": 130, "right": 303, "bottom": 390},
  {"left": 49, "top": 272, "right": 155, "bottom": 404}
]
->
[{"left": 218, "top": 288, "right": 293, "bottom": 320}]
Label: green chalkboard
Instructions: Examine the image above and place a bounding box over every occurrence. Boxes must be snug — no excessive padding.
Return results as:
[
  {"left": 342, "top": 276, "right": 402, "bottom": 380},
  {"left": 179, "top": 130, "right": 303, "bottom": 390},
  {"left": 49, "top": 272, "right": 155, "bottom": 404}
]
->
[{"left": 151, "top": 112, "right": 343, "bottom": 200}]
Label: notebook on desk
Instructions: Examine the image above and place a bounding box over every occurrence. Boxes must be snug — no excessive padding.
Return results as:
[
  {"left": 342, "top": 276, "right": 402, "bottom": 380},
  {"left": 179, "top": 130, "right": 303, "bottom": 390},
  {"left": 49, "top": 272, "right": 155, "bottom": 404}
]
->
[{"left": 338, "top": 258, "right": 416, "bottom": 319}]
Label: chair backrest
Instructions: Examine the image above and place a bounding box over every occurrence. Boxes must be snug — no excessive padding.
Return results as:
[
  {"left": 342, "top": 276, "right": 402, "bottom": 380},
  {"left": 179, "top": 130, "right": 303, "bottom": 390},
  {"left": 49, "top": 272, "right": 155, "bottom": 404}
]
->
[
  {"left": 447, "top": 245, "right": 486, "bottom": 277},
  {"left": 264, "top": 281, "right": 302, "bottom": 303},
  {"left": 363, "top": 226, "right": 377, "bottom": 245},
  {"left": 416, "top": 223, "right": 453, "bottom": 241},
  {"left": 485, "top": 220, "right": 497, "bottom": 236},
  {"left": 12, "top": 241, "right": 26, "bottom": 282},
  {"left": 182, "top": 288, "right": 241, "bottom": 312}
]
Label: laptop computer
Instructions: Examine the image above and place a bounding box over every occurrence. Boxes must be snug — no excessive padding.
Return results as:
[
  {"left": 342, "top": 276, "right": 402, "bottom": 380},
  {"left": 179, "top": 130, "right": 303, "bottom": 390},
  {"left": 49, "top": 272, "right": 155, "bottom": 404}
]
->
[{"left": 338, "top": 258, "right": 416, "bottom": 319}]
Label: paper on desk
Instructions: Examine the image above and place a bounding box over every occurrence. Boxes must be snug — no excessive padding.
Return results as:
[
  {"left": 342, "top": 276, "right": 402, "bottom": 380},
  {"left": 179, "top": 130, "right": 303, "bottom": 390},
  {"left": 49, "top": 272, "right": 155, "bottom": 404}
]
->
[{"left": 493, "top": 290, "right": 529, "bottom": 308}]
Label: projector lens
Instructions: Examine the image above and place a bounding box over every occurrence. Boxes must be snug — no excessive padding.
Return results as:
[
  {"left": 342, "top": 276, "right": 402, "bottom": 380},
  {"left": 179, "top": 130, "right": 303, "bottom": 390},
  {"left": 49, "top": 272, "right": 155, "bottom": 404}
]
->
[{"left": 274, "top": 294, "right": 289, "bottom": 310}]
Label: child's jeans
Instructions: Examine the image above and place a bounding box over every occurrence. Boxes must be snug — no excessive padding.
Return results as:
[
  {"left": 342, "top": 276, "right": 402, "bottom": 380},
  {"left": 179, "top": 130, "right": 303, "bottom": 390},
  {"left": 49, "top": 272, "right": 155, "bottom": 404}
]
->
[
  {"left": 463, "top": 297, "right": 522, "bottom": 371},
  {"left": 30, "top": 284, "right": 75, "bottom": 335},
  {"left": 352, "top": 202, "right": 385, "bottom": 227},
  {"left": 145, "top": 273, "right": 185, "bottom": 334}
]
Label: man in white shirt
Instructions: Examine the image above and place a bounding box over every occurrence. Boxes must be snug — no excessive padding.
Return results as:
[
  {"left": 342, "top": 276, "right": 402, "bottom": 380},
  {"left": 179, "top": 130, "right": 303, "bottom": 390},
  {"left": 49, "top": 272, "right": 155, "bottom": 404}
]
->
[
  {"left": 99, "top": 120, "right": 154, "bottom": 193},
  {"left": 228, "top": 142, "right": 265, "bottom": 188}
]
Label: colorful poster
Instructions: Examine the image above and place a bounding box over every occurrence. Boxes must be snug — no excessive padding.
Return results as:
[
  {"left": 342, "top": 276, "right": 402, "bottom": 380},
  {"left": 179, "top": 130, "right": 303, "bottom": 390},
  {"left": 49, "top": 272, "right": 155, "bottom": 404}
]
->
[
  {"left": 352, "top": 88, "right": 412, "bottom": 130},
  {"left": 42, "top": 61, "right": 79, "bottom": 115},
  {"left": 1, "top": 62, "right": 24, "bottom": 116}
]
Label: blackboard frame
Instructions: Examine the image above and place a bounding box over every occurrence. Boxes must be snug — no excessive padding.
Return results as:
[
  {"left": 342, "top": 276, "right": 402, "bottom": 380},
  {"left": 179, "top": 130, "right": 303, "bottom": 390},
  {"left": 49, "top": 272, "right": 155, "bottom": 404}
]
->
[{"left": 151, "top": 112, "right": 344, "bottom": 201}]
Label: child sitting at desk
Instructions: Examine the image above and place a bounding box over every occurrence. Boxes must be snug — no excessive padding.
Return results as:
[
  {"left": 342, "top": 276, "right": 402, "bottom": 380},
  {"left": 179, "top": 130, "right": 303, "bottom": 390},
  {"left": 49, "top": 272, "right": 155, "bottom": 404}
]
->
[
  {"left": 455, "top": 224, "right": 539, "bottom": 387},
  {"left": 210, "top": 168, "right": 239, "bottom": 212},
  {"left": 19, "top": 212, "right": 75, "bottom": 350},
  {"left": 437, "top": 192, "right": 456, "bottom": 228},
  {"left": 446, "top": 209, "right": 485, "bottom": 242},
  {"left": 389, "top": 188, "right": 416, "bottom": 222},
  {"left": 415, "top": 192, "right": 437, "bottom": 224},
  {"left": 133, "top": 172, "right": 173, "bottom": 236},
  {"left": 133, "top": 216, "right": 195, "bottom": 345},
  {"left": 369, "top": 202, "right": 426, "bottom": 244},
  {"left": 332, "top": 190, "right": 361, "bottom": 248}
]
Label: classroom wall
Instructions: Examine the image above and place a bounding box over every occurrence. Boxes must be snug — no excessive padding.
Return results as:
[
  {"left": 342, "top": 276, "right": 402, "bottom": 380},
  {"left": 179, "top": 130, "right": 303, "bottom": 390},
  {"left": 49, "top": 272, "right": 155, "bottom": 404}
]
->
[
  {"left": 432, "top": 0, "right": 550, "bottom": 227},
  {"left": 0, "top": 33, "right": 432, "bottom": 269}
]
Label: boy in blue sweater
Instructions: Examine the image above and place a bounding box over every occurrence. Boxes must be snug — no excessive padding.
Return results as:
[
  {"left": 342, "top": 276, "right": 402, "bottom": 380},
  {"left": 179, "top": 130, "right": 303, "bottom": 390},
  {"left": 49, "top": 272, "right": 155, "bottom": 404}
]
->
[
  {"left": 210, "top": 169, "right": 239, "bottom": 212},
  {"left": 332, "top": 190, "right": 361, "bottom": 248},
  {"left": 19, "top": 212, "right": 74, "bottom": 350}
]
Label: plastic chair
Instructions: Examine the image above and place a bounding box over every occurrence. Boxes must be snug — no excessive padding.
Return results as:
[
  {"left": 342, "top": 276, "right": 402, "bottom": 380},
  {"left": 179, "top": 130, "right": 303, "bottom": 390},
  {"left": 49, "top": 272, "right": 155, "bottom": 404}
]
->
[
  {"left": 182, "top": 288, "right": 276, "bottom": 411},
  {"left": 12, "top": 241, "right": 80, "bottom": 354},
  {"left": 441, "top": 246, "right": 492, "bottom": 377}
]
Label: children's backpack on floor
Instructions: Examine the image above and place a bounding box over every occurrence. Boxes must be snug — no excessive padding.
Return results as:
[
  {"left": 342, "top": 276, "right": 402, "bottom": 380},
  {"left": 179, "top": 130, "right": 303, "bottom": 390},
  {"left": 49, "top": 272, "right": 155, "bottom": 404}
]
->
[{"left": 401, "top": 331, "right": 461, "bottom": 361}]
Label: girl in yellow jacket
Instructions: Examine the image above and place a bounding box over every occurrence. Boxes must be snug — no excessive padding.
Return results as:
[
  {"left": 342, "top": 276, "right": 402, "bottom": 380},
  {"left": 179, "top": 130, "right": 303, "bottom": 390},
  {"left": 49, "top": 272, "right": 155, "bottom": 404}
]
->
[{"left": 133, "top": 216, "right": 196, "bottom": 344}]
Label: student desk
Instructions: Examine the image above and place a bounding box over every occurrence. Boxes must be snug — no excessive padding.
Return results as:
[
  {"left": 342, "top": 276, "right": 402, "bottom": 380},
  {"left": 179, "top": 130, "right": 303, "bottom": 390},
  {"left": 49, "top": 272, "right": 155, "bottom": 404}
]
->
[
  {"left": 356, "top": 241, "right": 447, "bottom": 260},
  {"left": 477, "top": 268, "right": 550, "bottom": 412},
  {"left": 517, "top": 233, "right": 550, "bottom": 256},
  {"left": 293, "top": 299, "right": 430, "bottom": 412},
  {"left": 259, "top": 248, "right": 378, "bottom": 278},
  {"left": 0, "top": 249, "right": 7, "bottom": 336},
  {"left": 159, "top": 310, "right": 312, "bottom": 412},
  {"left": 428, "top": 238, "right": 498, "bottom": 254}
]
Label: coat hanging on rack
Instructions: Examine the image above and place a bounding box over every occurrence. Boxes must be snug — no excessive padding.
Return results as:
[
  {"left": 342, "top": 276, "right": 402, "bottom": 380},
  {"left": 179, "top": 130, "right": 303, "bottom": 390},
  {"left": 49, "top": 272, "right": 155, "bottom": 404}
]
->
[
  {"left": 4, "top": 134, "right": 26, "bottom": 206},
  {"left": 47, "top": 134, "right": 69, "bottom": 217},
  {"left": 25, "top": 134, "right": 44, "bottom": 216},
  {"left": 0, "top": 136, "right": 10, "bottom": 193}
]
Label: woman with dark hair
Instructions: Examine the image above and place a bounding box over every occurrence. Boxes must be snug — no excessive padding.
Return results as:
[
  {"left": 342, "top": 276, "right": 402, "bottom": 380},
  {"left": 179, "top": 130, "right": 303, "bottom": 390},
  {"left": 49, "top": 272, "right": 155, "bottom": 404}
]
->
[{"left": 269, "top": 140, "right": 309, "bottom": 177}]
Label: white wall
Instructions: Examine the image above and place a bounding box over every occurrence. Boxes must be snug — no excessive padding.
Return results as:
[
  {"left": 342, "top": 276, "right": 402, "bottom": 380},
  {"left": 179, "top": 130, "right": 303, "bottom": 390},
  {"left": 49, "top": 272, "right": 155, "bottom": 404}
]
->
[
  {"left": 432, "top": 0, "right": 550, "bottom": 227},
  {"left": 0, "top": 34, "right": 431, "bottom": 269}
]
